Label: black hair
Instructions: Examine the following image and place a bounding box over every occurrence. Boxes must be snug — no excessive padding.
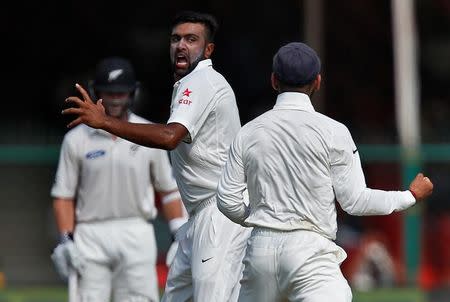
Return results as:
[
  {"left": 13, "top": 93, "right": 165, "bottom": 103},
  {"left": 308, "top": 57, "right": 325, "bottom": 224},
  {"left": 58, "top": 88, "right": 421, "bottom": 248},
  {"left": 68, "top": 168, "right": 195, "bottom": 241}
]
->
[{"left": 171, "top": 11, "right": 219, "bottom": 42}]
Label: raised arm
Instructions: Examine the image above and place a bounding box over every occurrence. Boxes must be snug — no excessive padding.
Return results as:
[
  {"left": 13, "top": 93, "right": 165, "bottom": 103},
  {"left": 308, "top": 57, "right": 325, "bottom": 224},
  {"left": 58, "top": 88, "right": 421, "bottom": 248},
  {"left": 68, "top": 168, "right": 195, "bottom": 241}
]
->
[
  {"left": 331, "top": 124, "right": 433, "bottom": 215},
  {"left": 63, "top": 84, "right": 188, "bottom": 150}
]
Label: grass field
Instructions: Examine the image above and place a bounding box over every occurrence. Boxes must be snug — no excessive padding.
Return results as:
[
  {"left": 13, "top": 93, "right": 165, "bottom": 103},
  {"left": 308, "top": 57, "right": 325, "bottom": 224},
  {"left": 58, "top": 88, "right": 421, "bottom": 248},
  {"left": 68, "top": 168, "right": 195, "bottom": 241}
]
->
[{"left": 0, "top": 287, "right": 427, "bottom": 302}]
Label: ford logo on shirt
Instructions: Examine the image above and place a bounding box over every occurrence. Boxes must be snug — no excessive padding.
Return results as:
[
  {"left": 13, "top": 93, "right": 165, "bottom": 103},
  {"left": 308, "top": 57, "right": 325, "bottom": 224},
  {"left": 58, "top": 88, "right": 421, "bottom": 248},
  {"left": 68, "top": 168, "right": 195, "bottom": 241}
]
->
[{"left": 85, "top": 150, "right": 106, "bottom": 159}]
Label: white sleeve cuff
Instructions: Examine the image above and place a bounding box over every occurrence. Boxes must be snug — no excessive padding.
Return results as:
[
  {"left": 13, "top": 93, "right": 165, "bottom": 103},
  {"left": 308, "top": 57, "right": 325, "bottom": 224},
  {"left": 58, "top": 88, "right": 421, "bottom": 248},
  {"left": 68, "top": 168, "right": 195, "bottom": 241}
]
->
[
  {"left": 162, "top": 191, "right": 182, "bottom": 205},
  {"left": 169, "top": 217, "right": 188, "bottom": 234}
]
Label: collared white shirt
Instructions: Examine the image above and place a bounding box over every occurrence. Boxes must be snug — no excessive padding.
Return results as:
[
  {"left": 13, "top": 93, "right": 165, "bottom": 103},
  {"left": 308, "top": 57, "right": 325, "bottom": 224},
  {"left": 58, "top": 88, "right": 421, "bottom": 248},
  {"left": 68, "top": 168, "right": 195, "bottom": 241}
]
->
[
  {"left": 217, "top": 92, "right": 415, "bottom": 240},
  {"left": 167, "top": 59, "right": 241, "bottom": 214},
  {"left": 51, "top": 113, "right": 178, "bottom": 222}
]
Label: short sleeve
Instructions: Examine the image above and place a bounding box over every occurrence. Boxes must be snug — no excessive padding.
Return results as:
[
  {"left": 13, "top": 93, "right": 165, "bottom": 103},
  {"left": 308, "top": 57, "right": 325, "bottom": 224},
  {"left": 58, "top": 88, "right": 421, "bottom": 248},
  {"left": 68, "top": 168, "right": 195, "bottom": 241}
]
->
[
  {"left": 50, "top": 135, "right": 80, "bottom": 198},
  {"left": 150, "top": 149, "right": 178, "bottom": 192},
  {"left": 167, "top": 75, "right": 215, "bottom": 142}
]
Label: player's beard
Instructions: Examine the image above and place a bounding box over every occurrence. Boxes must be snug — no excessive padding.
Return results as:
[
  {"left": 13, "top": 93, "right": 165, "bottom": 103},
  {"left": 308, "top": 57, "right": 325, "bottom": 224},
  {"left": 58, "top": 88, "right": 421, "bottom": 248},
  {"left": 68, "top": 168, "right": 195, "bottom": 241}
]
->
[
  {"left": 173, "top": 50, "right": 206, "bottom": 80},
  {"left": 103, "top": 98, "right": 131, "bottom": 120}
]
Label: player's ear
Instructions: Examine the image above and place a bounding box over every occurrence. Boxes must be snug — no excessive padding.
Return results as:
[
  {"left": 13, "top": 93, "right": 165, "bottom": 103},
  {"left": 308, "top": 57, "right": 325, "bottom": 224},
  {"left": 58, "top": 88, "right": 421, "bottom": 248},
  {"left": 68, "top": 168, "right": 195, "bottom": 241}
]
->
[
  {"left": 314, "top": 74, "right": 321, "bottom": 91},
  {"left": 205, "top": 42, "right": 215, "bottom": 59},
  {"left": 271, "top": 73, "right": 279, "bottom": 92}
]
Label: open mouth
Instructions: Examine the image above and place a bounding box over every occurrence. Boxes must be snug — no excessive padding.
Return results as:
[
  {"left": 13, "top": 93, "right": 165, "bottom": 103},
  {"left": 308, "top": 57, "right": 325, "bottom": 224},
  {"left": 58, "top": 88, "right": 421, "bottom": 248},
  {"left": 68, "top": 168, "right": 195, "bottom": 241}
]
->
[
  {"left": 175, "top": 53, "right": 189, "bottom": 69},
  {"left": 106, "top": 99, "right": 128, "bottom": 106}
]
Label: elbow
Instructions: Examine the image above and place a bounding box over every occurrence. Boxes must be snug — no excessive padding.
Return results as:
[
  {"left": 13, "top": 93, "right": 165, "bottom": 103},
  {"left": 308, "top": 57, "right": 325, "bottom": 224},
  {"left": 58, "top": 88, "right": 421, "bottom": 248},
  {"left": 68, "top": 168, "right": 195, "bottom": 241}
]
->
[
  {"left": 216, "top": 193, "right": 227, "bottom": 215},
  {"left": 159, "top": 133, "right": 181, "bottom": 150},
  {"left": 159, "top": 126, "right": 184, "bottom": 150},
  {"left": 164, "top": 139, "right": 178, "bottom": 151},
  {"left": 216, "top": 193, "right": 248, "bottom": 225},
  {"left": 340, "top": 202, "right": 361, "bottom": 216},
  {"left": 216, "top": 193, "right": 234, "bottom": 220}
]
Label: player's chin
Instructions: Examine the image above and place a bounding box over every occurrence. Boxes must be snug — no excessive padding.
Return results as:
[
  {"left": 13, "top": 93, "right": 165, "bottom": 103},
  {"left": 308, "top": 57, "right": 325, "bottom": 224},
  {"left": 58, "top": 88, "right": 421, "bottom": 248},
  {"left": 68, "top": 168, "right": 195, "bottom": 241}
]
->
[
  {"left": 105, "top": 106, "right": 126, "bottom": 119},
  {"left": 174, "top": 66, "right": 190, "bottom": 78}
]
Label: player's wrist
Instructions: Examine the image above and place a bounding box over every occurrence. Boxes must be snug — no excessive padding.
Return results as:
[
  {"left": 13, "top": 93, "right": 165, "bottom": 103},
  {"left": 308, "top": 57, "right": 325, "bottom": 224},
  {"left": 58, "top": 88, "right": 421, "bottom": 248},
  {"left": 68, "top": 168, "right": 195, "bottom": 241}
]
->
[
  {"left": 101, "top": 115, "right": 113, "bottom": 130},
  {"left": 409, "top": 189, "right": 418, "bottom": 200},
  {"left": 58, "top": 231, "right": 73, "bottom": 244},
  {"left": 168, "top": 217, "right": 187, "bottom": 235}
]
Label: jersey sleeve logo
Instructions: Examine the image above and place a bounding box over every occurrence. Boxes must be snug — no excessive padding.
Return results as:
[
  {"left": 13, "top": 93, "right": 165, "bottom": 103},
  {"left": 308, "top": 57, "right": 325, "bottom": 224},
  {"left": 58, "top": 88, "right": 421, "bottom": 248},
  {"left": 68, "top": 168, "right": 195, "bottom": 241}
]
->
[
  {"left": 183, "top": 88, "right": 192, "bottom": 97},
  {"left": 130, "top": 144, "right": 140, "bottom": 156},
  {"left": 178, "top": 88, "right": 193, "bottom": 105},
  {"left": 85, "top": 150, "right": 106, "bottom": 159}
]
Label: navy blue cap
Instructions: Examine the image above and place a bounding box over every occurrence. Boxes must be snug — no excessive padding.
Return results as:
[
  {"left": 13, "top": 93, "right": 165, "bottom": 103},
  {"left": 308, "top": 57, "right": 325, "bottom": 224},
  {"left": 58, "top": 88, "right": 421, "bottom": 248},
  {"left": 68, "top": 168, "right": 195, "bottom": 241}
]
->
[
  {"left": 272, "top": 42, "right": 321, "bottom": 86},
  {"left": 93, "top": 57, "right": 137, "bottom": 93}
]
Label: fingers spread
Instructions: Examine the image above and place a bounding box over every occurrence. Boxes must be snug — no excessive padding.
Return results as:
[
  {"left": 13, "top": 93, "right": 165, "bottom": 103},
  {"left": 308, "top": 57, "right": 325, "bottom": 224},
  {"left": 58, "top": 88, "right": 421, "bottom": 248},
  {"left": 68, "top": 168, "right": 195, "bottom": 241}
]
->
[
  {"left": 62, "top": 107, "right": 83, "bottom": 115},
  {"left": 75, "top": 83, "right": 94, "bottom": 104},
  {"left": 67, "top": 117, "right": 83, "bottom": 129},
  {"left": 65, "top": 96, "right": 84, "bottom": 107}
]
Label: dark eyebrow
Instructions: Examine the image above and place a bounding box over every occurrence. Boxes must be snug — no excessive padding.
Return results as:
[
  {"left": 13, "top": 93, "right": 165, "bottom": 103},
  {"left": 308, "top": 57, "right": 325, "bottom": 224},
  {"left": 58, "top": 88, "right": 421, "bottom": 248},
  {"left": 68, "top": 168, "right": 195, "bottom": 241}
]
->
[
  {"left": 186, "top": 34, "right": 200, "bottom": 39},
  {"left": 171, "top": 33, "right": 200, "bottom": 39}
]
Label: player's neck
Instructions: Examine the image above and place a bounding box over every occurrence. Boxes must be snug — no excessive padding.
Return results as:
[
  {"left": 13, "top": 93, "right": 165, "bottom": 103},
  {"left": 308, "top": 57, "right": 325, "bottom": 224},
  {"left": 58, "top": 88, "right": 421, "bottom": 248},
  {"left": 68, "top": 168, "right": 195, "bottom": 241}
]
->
[{"left": 110, "top": 111, "right": 129, "bottom": 140}]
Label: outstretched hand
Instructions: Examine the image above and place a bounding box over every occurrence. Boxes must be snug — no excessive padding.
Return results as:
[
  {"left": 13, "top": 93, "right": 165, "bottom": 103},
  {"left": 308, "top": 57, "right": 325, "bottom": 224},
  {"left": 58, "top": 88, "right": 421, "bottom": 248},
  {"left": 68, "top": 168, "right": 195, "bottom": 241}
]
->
[
  {"left": 62, "top": 83, "right": 107, "bottom": 129},
  {"left": 409, "top": 173, "right": 433, "bottom": 202}
]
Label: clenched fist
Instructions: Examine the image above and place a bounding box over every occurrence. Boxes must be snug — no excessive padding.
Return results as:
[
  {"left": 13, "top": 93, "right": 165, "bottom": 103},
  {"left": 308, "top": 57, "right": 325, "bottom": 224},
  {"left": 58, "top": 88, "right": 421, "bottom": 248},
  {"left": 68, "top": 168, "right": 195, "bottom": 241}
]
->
[{"left": 409, "top": 173, "right": 433, "bottom": 202}]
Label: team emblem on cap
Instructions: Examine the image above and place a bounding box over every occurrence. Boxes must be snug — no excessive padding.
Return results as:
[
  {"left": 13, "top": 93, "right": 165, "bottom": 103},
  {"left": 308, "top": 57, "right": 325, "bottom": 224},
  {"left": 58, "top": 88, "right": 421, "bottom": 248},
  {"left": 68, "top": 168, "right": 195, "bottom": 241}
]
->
[{"left": 108, "top": 69, "right": 124, "bottom": 82}]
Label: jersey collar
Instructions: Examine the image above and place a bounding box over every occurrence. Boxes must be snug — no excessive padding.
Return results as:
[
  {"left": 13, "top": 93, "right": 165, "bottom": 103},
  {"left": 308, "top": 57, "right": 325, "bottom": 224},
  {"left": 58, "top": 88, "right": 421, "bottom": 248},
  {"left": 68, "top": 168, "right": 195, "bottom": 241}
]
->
[{"left": 273, "top": 92, "right": 315, "bottom": 112}]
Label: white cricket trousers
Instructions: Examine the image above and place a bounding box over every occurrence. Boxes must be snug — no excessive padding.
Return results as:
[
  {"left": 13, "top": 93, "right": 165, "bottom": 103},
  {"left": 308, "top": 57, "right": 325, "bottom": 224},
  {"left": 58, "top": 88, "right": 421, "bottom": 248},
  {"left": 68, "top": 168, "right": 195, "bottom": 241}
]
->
[
  {"left": 74, "top": 217, "right": 159, "bottom": 302},
  {"left": 238, "top": 228, "right": 352, "bottom": 302},
  {"left": 162, "top": 197, "right": 252, "bottom": 302}
]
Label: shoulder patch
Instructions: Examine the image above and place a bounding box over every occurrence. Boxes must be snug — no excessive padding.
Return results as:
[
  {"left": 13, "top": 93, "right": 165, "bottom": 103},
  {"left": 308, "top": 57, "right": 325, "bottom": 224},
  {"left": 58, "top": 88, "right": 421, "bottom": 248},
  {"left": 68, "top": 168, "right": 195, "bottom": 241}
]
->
[{"left": 178, "top": 88, "right": 193, "bottom": 105}]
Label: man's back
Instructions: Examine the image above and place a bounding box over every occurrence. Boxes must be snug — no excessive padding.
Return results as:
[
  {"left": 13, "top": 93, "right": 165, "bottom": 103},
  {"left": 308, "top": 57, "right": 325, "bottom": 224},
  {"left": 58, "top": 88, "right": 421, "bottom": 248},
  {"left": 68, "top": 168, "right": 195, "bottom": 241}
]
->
[
  {"left": 236, "top": 92, "right": 343, "bottom": 238},
  {"left": 217, "top": 41, "right": 432, "bottom": 302},
  {"left": 221, "top": 91, "right": 418, "bottom": 241}
]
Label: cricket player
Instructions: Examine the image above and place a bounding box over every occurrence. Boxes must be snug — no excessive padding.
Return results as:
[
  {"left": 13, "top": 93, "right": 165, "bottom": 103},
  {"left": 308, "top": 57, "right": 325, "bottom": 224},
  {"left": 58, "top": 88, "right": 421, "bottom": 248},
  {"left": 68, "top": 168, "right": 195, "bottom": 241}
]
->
[
  {"left": 62, "top": 11, "right": 251, "bottom": 302},
  {"left": 51, "top": 56, "right": 187, "bottom": 302},
  {"left": 216, "top": 42, "right": 434, "bottom": 302}
]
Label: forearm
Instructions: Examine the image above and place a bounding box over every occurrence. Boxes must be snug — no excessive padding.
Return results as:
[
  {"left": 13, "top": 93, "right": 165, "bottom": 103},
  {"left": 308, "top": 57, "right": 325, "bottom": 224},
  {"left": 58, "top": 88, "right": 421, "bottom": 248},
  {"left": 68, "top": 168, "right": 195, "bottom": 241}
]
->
[
  {"left": 340, "top": 188, "right": 415, "bottom": 216},
  {"left": 160, "top": 191, "right": 187, "bottom": 234},
  {"left": 162, "top": 199, "right": 185, "bottom": 220},
  {"left": 53, "top": 198, "right": 75, "bottom": 233},
  {"left": 217, "top": 190, "right": 250, "bottom": 225},
  {"left": 216, "top": 138, "right": 249, "bottom": 225},
  {"left": 102, "top": 118, "right": 184, "bottom": 150}
]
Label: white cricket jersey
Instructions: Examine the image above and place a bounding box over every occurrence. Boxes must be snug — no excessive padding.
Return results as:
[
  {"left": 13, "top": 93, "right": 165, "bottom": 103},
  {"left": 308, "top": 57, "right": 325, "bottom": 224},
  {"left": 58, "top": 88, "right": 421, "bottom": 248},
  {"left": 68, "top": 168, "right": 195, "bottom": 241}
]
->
[
  {"left": 217, "top": 92, "right": 415, "bottom": 240},
  {"left": 167, "top": 59, "right": 241, "bottom": 214},
  {"left": 51, "top": 113, "right": 178, "bottom": 222}
]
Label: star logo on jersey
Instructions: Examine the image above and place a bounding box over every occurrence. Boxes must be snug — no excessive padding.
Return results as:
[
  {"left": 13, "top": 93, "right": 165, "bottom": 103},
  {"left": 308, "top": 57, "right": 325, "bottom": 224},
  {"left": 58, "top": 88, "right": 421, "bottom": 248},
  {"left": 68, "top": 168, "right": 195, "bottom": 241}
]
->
[
  {"left": 182, "top": 88, "right": 192, "bottom": 97},
  {"left": 178, "top": 88, "right": 193, "bottom": 106}
]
